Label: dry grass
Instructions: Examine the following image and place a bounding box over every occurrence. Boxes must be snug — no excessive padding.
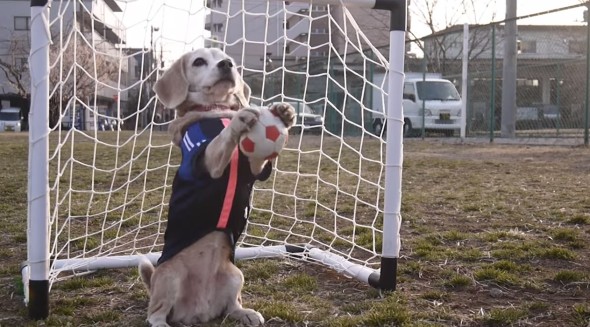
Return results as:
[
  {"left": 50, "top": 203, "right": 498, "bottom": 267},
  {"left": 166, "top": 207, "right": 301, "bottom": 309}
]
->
[{"left": 1, "top": 131, "right": 589, "bottom": 327}]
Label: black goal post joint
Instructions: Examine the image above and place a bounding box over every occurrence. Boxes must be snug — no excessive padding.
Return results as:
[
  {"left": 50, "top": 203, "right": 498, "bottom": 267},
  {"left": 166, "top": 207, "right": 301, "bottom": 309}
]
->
[{"left": 374, "top": 0, "right": 408, "bottom": 32}]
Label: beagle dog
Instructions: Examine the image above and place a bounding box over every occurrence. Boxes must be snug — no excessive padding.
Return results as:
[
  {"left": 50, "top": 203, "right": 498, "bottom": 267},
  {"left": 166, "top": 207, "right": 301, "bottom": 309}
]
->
[{"left": 138, "top": 48, "right": 295, "bottom": 327}]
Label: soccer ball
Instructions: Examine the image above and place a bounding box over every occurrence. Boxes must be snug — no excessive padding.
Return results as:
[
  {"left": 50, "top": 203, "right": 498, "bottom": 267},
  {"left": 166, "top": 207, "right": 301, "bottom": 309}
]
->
[{"left": 239, "top": 107, "right": 288, "bottom": 160}]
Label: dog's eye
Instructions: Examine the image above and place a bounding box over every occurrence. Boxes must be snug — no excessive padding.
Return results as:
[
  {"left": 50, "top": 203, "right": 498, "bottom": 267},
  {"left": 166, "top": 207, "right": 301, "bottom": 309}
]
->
[{"left": 192, "top": 58, "right": 207, "bottom": 67}]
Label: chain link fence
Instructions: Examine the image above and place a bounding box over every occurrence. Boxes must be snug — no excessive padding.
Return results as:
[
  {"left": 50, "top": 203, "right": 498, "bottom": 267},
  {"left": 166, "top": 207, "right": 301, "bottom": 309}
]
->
[
  {"left": 241, "top": 3, "right": 589, "bottom": 143},
  {"left": 407, "top": 3, "right": 589, "bottom": 142}
]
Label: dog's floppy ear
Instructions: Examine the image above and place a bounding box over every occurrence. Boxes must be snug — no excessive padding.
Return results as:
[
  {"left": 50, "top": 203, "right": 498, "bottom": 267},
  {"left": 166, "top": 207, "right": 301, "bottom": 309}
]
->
[
  {"left": 235, "top": 77, "right": 251, "bottom": 108},
  {"left": 153, "top": 53, "right": 189, "bottom": 108}
]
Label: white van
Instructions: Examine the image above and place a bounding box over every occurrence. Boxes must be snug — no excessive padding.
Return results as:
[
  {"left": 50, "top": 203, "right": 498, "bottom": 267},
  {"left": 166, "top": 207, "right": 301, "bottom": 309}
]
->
[
  {"left": 0, "top": 107, "right": 23, "bottom": 132},
  {"left": 371, "top": 74, "right": 462, "bottom": 137}
]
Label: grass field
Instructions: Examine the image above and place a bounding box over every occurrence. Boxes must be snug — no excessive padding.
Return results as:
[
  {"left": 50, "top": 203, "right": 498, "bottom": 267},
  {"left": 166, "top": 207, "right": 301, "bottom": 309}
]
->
[{"left": 1, "top": 131, "right": 589, "bottom": 327}]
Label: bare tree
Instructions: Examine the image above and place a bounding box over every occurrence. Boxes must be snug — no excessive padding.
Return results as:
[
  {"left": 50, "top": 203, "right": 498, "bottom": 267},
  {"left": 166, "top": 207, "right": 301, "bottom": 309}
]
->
[
  {"left": 410, "top": 0, "right": 497, "bottom": 74},
  {"left": 0, "top": 28, "right": 118, "bottom": 127},
  {"left": 48, "top": 34, "right": 118, "bottom": 126},
  {"left": 0, "top": 29, "right": 30, "bottom": 97}
]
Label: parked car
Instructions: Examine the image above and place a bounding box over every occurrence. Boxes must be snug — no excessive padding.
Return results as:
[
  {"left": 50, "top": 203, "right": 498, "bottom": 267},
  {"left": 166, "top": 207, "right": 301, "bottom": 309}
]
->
[
  {"left": 271, "top": 101, "right": 323, "bottom": 133},
  {"left": 0, "top": 107, "right": 23, "bottom": 132},
  {"left": 98, "top": 117, "right": 121, "bottom": 131}
]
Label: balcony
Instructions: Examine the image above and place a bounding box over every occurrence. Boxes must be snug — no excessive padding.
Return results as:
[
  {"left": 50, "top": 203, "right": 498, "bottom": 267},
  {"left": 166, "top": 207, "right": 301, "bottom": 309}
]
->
[
  {"left": 285, "top": 33, "right": 309, "bottom": 56},
  {"left": 284, "top": 11, "right": 311, "bottom": 41},
  {"left": 78, "top": 11, "right": 125, "bottom": 45}
]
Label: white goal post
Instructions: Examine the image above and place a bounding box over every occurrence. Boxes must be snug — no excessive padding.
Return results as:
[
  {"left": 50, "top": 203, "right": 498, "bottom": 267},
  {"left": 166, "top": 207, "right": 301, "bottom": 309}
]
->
[{"left": 23, "top": 0, "right": 407, "bottom": 319}]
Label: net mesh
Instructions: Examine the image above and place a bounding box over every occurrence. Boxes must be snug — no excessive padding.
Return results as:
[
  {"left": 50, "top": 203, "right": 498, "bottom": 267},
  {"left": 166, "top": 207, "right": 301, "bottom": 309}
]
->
[{"left": 44, "top": 0, "right": 390, "bottom": 284}]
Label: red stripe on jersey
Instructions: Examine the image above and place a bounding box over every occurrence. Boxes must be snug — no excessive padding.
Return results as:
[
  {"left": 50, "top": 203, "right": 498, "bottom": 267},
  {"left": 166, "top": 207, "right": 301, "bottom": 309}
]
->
[{"left": 217, "top": 118, "right": 239, "bottom": 229}]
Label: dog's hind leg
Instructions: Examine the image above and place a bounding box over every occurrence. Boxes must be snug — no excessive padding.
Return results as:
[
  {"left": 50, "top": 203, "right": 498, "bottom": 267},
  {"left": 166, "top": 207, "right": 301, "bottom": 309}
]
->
[
  {"left": 138, "top": 256, "right": 154, "bottom": 291},
  {"left": 228, "top": 306, "right": 265, "bottom": 327},
  {"left": 221, "top": 263, "right": 265, "bottom": 326},
  {"left": 145, "top": 269, "right": 180, "bottom": 327}
]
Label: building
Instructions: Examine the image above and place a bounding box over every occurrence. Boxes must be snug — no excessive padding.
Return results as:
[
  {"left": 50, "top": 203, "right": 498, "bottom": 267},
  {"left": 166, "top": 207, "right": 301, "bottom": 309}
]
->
[
  {"left": 422, "top": 24, "right": 586, "bottom": 61},
  {"left": 204, "top": 0, "right": 412, "bottom": 114},
  {"left": 419, "top": 24, "right": 587, "bottom": 129},
  {"left": 206, "top": 0, "right": 313, "bottom": 70},
  {"left": 0, "top": 0, "right": 35, "bottom": 98},
  {"left": 205, "top": 0, "right": 410, "bottom": 70},
  {"left": 0, "top": 0, "right": 130, "bottom": 128}
]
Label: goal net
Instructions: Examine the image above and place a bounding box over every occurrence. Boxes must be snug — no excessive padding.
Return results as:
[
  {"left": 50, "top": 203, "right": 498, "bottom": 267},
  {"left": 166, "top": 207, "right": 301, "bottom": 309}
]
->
[{"left": 24, "top": 0, "right": 405, "bottom": 317}]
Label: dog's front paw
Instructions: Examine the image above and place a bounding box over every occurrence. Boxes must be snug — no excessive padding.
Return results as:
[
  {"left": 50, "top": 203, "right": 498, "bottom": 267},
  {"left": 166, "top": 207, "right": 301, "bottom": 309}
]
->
[
  {"left": 269, "top": 102, "right": 296, "bottom": 128},
  {"left": 229, "top": 107, "right": 260, "bottom": 139},
  {"left": 234, "top": 308, "right": 265, "bottom": 326}
]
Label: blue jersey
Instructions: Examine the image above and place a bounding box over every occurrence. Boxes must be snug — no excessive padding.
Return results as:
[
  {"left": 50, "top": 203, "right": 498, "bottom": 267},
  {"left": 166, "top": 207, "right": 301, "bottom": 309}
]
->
[{"left": 158, "top": 118, "right": 272, "bottom": 265}]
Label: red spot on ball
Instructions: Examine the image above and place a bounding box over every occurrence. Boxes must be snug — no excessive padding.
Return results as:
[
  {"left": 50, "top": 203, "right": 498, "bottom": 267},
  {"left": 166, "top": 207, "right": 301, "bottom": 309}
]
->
[
  {"left": 266, "top": 125, "right": 280, "bottom": 142},
  {"left": 241, "top": 137, "right": 255, "bottom": 153},
  {"left": 265, "top": 152, "right": 279, "bottom": 161}
]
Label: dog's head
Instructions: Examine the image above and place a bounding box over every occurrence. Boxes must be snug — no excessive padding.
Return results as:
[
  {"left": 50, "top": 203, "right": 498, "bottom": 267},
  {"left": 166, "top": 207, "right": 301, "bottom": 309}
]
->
[{"left": 154, "top": 48, "right": 250, "bottom": 116}]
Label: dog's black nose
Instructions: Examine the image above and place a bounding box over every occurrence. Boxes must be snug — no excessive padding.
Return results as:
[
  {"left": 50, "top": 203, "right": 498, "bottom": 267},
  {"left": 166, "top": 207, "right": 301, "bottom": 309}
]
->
[{"left": 217, "top": 59, "right": 233, "bottom": 72}]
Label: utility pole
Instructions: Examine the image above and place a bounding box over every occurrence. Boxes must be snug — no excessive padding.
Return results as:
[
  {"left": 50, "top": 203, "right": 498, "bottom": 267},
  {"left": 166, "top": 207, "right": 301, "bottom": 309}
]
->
[
  {"left": 501, "top": 0, "right": 517, "bottom": 138},
  {"left": 330, "top": 5, "right": 345, "bottom": 54}
]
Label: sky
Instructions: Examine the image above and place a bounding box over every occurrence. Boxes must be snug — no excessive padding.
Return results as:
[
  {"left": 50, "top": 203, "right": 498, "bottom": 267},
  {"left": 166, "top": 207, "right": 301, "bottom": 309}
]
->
[
  {"left": 116, "top": 0, "right": 208, "bottom": 65},
  {"left": 410, "top": 0, "right": 586, "bottom": 37},
  {"left": 113, "top": 0, "right": 588, "bottom": 63}
]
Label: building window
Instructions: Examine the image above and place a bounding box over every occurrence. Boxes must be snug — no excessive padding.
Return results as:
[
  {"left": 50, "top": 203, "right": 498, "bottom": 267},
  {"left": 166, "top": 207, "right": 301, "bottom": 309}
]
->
[
  {"left": 311, "top": 28, "right": 327, "bottom": 34},
  {"left": 14, "top": 16, "right": 30, "bottom": 31},
  {"left": 212, "top": 23, "right": 223, "bottom": 32},
  {"left": 287, "top": 16, "right": 304, "bottom": 29},
  {"left": 211, "top": 0, "right": 223, "bottom": 7},
  {"left": 403, "top": 82, "right": 416, "bottom": 100},
  {"left": 517, "top": 79, "right": 539, "bottom": 87},
  {"left": 517, "top": 40, "right": 536, "bottom": 54},
  {"left": 16, "top": 57, "right": 28, "bottom": 69},
  {"left": 449, "top": 41, "right": 460, "bottom": 48},
  {"left": 568, "top": 40, "right": 586, "bottom": 55},
  {"left": 311, "top": 51, "right": 328, "bottom": 57}
]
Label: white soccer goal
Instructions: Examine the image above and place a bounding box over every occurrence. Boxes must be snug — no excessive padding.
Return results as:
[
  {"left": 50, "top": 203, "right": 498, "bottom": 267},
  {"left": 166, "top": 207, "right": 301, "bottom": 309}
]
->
[{"left": 23, "top": 0, "right": 407, "bottom": 318}]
